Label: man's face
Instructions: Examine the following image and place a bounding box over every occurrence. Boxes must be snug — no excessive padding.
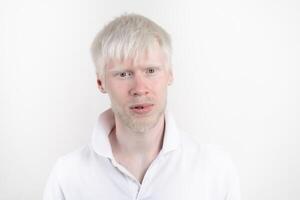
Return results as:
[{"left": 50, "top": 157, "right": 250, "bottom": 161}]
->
[{"left": 100, "top": 42, "right": 173, "bottom": 133}]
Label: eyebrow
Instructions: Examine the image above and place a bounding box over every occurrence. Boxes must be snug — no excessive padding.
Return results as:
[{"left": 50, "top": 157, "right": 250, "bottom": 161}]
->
[
  {"left": 107, "top": 64, "right": 163, "bottom": 72},
  {"left": 106, "top": 65, "right": 125, "bottom": 72},
  {"left": 140, "top": 64, "right": 164, "bottom": 69}
]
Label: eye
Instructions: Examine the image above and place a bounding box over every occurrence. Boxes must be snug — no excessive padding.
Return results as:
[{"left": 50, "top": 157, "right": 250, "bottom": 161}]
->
[
  {"left": 146, "top": 67, "right": 158, "bottom": 75},
  {"left": 118, "top": 71, "right": 133, "bottom": 78}
]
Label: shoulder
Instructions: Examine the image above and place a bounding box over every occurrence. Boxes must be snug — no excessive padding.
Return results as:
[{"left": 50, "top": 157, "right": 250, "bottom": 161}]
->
[
  {"left": 44, "top": 145, "right": 98, "bottom": 198},
  {"left": 50, "top": 145, "right": 93, "bottom": 179},
  {"left": 180, "top": 131, "right": 236, "bottom": 171},
  {"left": 180, "top": 131, "right": 239, "bottom": 187},
  {"left": 179, "top": 131, "right": 241, "bottom": 199}
]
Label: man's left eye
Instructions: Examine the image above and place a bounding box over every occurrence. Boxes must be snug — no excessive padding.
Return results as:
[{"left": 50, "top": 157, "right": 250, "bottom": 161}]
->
[{"left": 146, "top": 68, "right": 157, "bottom": 74}]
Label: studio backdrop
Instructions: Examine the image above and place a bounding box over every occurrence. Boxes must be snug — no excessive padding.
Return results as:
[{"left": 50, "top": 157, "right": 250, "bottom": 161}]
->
[{"left": 0, "top": 0, "right": 299, "bottom": 199}]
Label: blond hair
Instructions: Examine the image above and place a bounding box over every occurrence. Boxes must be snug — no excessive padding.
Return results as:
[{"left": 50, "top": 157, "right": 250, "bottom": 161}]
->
[{"left": 90, "top": 13, "right": 172, "bottom": 77}]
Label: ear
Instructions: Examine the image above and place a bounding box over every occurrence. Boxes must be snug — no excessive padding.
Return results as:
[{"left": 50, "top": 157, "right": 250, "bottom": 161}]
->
[
  {"left": 168, "top": 69, "right": 174, "bottom": 85},
  {"left": 97, "top": 79, "right": 107, "bottom": 93}
]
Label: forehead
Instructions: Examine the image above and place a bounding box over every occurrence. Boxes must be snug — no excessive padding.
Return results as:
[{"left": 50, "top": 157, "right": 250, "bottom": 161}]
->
[{"left": 106, "top": 42, "right": 167, "bottom": 70}]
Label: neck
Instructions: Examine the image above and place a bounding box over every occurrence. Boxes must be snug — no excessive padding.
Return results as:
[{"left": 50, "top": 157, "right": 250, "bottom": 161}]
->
[
  {"left": 108, "top": 113, "right": 165, "bottom": 183},
  {"left": 110, "top": 114, "right": 165, "bottom": 158}
]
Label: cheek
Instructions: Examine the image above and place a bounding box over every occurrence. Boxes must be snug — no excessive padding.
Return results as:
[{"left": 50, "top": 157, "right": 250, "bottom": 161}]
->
[
  {"left": 107, "top": 84, "right": 129, "bottom": 103},
  {"left": 153, "top": 84, "right": 168, "bottom": 98},
  {"left": 107, "top": 80, "right": 127, "bottom": 93},
  {"left": 151, "top": 75, "right": 169, "bottom": 88},
  {"left": 109, "top": 89, "right": 126, "bottom": 100}
]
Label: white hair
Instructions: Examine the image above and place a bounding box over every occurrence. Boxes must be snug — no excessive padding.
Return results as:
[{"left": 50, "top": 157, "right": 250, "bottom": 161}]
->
[{"left": 90, "top": 13, "right": 172, "bottom": 77}]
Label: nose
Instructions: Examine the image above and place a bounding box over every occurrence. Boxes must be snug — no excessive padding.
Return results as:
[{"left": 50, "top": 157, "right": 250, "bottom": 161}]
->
[{"left": 129, "top": 73, "right": 149, "bottom": 96}]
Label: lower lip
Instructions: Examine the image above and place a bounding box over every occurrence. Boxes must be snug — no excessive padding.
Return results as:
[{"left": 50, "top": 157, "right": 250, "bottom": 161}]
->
[{"left": 130, "top": 105, "right": 154, "bottom": 115}]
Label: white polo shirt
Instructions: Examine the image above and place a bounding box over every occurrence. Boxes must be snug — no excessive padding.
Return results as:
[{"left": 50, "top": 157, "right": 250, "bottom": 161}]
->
[{"left": 43, "top": 109, "right": 240, "bottom": 200}]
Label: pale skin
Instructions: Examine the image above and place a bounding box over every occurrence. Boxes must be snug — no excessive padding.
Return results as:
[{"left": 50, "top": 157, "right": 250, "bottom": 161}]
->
[{"left": 97, "top": 42, "right": 173, "bottom": 183}]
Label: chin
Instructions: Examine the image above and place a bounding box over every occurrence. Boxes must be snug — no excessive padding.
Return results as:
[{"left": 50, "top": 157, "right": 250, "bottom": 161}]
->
[
  {"left": 112, "top": 102, "right": 165, "bottom": 132},
  {"left": 132, "top": 110, "right": 164, "bottom": 130}
]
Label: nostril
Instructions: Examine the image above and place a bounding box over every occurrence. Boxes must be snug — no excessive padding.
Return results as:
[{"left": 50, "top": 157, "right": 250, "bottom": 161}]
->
[{"left": 130, "top": 89, "right": 149, "bottom": 96}]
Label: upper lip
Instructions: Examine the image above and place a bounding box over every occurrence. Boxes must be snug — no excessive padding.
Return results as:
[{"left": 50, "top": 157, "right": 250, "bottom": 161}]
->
[{"left": 130, "top": 103, "right": 154, "bottom": 109}]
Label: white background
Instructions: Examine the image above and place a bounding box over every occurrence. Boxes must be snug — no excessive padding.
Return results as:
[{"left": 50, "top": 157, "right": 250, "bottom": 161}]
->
[{"left": 0, "top": 0, "right": 299, "bottom": 199}]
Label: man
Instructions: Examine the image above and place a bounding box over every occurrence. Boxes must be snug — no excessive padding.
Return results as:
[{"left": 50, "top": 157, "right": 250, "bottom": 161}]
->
[{"left": 44, "top": 14, "right": 240, "bottom": 200}]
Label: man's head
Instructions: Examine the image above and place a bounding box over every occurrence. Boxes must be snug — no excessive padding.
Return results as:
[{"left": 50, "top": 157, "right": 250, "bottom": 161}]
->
[
  {"left": 91, "top": 14, "right": 173, "bottom": 133},
  {"left": 91, "top": 14, "right": 172, "bottom": 79}
]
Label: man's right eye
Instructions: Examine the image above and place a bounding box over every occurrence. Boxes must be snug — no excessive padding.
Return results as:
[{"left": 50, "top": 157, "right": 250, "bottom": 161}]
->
[{"left": 118, "top": 71, "right": 132, "bottom": 78}]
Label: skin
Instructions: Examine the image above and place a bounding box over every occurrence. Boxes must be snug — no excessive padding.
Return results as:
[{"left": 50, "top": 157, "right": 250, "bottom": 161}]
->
[{"left": 97, "top": 42, "right": 173, "bottom": 183}]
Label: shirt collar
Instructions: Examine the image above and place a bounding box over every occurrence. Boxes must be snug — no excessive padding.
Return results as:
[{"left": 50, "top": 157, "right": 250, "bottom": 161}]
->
[{"left": 91, "top": 108, "right": 181, "bottom": 159}]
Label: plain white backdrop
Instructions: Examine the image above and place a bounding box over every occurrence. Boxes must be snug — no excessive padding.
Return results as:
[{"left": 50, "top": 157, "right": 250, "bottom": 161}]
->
[{"left": 0, "top": 0, "right": 299, "bottom": 199}]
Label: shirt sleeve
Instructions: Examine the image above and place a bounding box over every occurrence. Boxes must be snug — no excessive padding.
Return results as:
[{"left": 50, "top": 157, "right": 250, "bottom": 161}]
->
[
  {"left": 43, "top": 159, "right": 65, "bottom": 200},
  {"left": 225, "top": 153, "right": 241, "bottom": 200}
]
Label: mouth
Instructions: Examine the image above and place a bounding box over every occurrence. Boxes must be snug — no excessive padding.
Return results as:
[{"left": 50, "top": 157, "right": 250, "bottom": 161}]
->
[{"left": 129, "top": 103, "right": 154, "bottom": 114}]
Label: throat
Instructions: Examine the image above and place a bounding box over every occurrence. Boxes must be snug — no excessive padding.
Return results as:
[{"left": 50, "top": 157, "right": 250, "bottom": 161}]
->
[
  {"left": 108, "top": 114, "right": 166, "bottom": 182},
  {"left": 116, "top": 152, "right": 157, "bottom": 183}
]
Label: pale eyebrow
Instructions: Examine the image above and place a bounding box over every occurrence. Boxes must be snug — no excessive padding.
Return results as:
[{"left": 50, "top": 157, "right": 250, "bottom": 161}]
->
[
  {"left": 107, "top": 65, "right": 127, "bottom": 72},
  {"left": 142, "top": 64, "right": 163, "bottom": 69},
  {"left": 107, "top": 64, "right": 164, "bottom": 74}
]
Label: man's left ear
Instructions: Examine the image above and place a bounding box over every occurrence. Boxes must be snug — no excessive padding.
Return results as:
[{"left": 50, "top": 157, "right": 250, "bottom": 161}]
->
[{"left": 168, "top": 69, "right": 174, "bottom": 85}]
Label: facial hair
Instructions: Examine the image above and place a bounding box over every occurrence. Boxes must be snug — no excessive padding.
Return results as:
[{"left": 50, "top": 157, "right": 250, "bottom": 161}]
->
[{"left": 111, "top": 97, "right": 167, "bottom": 134}]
